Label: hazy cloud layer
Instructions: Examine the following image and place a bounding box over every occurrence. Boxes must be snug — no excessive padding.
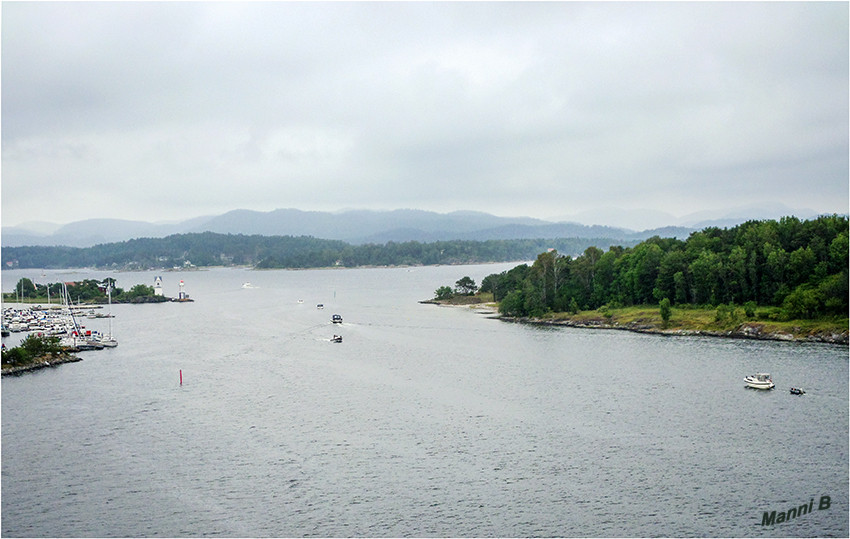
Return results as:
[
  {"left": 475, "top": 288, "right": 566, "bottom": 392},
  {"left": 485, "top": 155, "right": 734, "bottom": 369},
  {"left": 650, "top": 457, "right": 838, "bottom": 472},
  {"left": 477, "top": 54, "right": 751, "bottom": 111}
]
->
[{"left": 3, "top": 2, "right": 847, "bottom": 227}]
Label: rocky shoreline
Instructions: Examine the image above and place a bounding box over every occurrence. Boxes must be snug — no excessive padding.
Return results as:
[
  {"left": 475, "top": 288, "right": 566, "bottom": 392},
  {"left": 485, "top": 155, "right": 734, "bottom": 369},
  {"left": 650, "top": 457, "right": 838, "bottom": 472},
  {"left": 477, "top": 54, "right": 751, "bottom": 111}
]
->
[
  {"left": 496, "top": 316, "right": 849, "bottom": 345},
  {"left": 1, "top": 353, "right": 82, "bottom": 376},
  {"left": 421, "top": 299, "right": 848, "bottom": 345}
]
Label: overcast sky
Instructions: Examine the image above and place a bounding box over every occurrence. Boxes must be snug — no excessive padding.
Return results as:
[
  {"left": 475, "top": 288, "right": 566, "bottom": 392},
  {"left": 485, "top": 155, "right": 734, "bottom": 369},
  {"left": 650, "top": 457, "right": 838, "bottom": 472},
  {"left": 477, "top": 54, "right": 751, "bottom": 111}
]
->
[{"left": 2, "top": 2, "right": 848, "bottom": 229}]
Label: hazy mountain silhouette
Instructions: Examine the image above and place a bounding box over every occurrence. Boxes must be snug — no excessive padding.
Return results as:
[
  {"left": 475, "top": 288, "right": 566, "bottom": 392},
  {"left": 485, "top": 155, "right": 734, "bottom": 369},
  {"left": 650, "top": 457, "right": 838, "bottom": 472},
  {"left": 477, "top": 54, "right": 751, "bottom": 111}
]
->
[{"left": 2, "top": 206, "right": 832, "bottom": 248}]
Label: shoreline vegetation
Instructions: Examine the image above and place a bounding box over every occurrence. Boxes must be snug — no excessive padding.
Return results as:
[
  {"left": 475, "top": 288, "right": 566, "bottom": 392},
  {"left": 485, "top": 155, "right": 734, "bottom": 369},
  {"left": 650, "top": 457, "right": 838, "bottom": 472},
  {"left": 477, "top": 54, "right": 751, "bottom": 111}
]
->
[
  {"left": 1, "top": 335, "right": 82, "bottom": 376},
  {"left": 424, "top": 296, "right": 849, "bottom": 345},
  {"left": 2, "top": 352, "right": 82, "bottom": 376},
  {"left": 427, "top": 215, "right": 849, "bottom": 346}
]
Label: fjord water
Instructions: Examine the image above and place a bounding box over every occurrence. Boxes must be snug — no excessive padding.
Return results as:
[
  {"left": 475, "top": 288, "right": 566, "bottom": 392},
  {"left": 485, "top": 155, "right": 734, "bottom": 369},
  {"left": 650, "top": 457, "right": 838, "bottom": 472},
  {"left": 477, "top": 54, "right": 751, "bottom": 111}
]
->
[{"left": 2, "top": 265, "right": 847, "bottom": 538}]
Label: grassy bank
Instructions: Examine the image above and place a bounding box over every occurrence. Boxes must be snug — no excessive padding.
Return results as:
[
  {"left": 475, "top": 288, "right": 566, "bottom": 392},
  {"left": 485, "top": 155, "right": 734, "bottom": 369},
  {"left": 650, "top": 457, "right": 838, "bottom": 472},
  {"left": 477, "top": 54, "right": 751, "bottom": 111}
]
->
[
  {"left": 424, "top": 292, "right": 495, "bottom": 306},
  {"left": 536, "top": 305, "right": 848, "bottom": 343},
  {"left": 425, "top": 294, "right": 847, "bottom": 343}
]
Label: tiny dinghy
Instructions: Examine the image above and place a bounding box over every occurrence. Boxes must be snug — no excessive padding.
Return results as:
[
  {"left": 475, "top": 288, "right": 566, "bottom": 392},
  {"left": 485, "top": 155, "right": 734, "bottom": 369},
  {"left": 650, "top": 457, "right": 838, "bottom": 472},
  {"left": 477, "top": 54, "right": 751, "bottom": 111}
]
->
[
  {"left": 744, "top": 373, "right": 775, "bottom": 390},
  {"left": 790, "top": 387, "right": 806, "bottom": 395},
  {"left": 331, "top": 335, "right": 343, "bottom": 343}
]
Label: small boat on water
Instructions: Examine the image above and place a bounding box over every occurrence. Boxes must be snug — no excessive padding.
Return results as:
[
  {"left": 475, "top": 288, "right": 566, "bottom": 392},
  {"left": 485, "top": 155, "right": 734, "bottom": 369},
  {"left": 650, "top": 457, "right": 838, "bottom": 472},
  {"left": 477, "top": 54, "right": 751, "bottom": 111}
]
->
[
  {"left": 744, "top": 373, "right": 775, "bottom": 390},
  {"left": 242, "top": 282, "right": 253, "bottom": 289},
  {"left": 790, "top": 387, "right": 806, "bottom": 395},
  {"left": 332, "top": 314, "right": 342, "bottom": 324},
  {"left": 331, "top": 335, "right": 342, "bottom": 343},
  {"left": 317, "top": 304, "right": 324, "bottom": 309}
]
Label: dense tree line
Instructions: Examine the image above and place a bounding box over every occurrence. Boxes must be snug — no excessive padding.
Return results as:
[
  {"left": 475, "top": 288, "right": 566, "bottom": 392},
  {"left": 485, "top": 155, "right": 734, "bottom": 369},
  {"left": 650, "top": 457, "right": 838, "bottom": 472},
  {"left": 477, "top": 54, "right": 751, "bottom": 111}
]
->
[
  {"left": 1, "top": 233, "right": 351, "bottom": 269},
  {"left": 2, "top": 233, "right": 636, "bottom": 270},
  {"left": 480, "top": 215, "right": 848, "bottom": 320}
]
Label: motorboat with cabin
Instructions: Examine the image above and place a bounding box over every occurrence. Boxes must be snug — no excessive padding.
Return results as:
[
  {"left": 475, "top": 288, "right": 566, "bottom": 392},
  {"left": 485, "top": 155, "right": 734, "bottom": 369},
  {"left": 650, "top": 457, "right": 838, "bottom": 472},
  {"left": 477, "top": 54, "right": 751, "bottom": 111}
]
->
[
  {"left": 744, "top": 373, "right": 775, "bottom": 390},
  {"left": 331, "top": 335, "right": 342, "bottom": 343},
  {"left": 332, "top": 314, "right": 342, "bottom": 324}
]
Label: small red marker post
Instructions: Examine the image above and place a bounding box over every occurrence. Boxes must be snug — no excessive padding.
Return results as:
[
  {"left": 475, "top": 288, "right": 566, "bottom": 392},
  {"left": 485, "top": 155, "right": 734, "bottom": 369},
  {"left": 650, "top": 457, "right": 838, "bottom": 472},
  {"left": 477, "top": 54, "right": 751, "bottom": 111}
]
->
[{"left": 179, "top": 369, "right": 183, "bottom": 386}]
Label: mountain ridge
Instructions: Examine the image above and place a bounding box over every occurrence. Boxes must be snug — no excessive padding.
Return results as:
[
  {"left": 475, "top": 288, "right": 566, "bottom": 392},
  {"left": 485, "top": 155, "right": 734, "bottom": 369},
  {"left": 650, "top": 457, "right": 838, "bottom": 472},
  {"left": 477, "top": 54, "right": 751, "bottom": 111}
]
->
[{"left": 2, "top": 206, "right": 835, "bottom": 249}]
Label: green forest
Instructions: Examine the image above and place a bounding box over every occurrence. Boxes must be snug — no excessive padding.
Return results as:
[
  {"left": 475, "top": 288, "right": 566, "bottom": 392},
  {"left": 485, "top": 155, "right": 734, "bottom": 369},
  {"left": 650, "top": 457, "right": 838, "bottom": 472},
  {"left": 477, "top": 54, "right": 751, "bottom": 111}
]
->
[
  {"left": 478, "top": 215, "right": 848, "bottom": 321},
  {"left": 1, "top": 233, "right": 636, "bottom": 270}
]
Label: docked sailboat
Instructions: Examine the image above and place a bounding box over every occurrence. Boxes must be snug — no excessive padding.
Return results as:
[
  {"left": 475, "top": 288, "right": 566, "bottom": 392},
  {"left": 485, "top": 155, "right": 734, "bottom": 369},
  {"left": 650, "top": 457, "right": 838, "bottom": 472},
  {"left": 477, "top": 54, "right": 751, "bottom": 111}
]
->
[{"left": 99, "top": 284, "right": 118, "bottom": 348}]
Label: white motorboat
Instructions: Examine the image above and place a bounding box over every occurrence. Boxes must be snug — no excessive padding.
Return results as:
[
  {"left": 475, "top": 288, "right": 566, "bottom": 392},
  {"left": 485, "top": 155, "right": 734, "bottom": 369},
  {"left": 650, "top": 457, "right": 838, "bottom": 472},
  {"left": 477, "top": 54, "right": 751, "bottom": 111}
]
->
[{"left": 744, "top": 373, "right": 774, "bottom": 389}]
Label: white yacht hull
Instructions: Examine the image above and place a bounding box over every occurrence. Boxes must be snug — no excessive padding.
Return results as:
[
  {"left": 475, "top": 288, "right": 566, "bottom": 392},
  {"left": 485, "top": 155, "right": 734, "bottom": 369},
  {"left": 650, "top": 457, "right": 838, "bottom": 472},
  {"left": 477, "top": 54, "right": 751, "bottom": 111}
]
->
[{"left": 744, "top": 377, "right": 775, "bottom": 389}]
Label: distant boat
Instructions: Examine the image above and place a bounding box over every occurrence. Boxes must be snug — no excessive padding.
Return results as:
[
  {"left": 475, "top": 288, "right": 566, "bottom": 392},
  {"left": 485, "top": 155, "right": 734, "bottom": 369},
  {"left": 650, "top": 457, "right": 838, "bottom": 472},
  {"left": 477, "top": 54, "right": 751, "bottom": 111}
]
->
[
  {"left": 242, "top": 282, "right": 253, "bottom": 289},
  {"left": 332, "top": 314, "right": 342, "bottom": 324},
  {"left": 297, "top": 299, "right": 304, "bottom": 304},
  {"left": 790, "top": 387, "right": 806, "bottom": 395},
  {"left": 317, "top": 304, "right": 324, "bottom": 309},
  {"left": 744, "top": 373, "right": 774, "bottom": 390},
  {"left": 331, "top": 335, "right": 342, "bottom": 343}
]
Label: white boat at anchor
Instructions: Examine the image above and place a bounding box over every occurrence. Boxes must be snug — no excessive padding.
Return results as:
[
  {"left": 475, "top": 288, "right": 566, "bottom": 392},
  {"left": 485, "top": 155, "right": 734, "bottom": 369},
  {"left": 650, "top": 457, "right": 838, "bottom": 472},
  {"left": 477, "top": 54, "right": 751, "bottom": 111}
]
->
[{"left": 744, "top": 373, "right": 774, "bottom": 389}]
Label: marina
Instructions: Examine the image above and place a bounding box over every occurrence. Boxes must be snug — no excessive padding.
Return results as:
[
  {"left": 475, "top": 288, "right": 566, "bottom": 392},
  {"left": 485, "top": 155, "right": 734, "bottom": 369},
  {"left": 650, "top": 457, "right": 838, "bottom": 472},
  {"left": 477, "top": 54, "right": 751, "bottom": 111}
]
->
[{"left": 2, "top": 282, "right": 118, "bottom": 354}]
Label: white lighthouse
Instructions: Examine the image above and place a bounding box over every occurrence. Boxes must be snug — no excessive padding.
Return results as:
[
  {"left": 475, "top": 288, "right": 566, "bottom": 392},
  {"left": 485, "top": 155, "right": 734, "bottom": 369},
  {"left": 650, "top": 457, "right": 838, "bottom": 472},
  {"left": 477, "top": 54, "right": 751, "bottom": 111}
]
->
[
  {"left": 178, "top": 279, "right": 187, "bottom": 300},
  {"left": 154, "top": 276, "right": 163, "bottom": 296}
]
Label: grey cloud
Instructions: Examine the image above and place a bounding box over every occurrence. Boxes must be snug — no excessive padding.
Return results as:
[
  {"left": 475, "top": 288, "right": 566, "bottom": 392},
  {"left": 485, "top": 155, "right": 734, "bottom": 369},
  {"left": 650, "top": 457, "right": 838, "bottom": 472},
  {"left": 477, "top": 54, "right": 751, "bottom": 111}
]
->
[{"left": 2, "top": 2, "right": 847, "bottom": 227}]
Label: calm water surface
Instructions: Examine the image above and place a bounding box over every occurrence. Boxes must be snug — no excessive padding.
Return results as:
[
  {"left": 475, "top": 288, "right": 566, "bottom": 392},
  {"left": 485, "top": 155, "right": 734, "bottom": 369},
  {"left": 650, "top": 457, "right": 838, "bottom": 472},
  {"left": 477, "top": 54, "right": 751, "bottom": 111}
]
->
[{"left": 2, "top": 265, "right": 848, "bottom": 537}]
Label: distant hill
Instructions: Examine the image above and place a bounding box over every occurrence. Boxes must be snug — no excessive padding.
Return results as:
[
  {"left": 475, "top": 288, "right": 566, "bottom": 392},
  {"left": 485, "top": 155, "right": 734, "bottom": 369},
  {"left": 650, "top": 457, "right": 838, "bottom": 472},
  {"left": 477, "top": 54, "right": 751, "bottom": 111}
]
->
[
  {"left": 2, "top": 208, "right": 692, "bottom": 248},
  {"left": 2, "top": 215, "right": 217, "bottom": 248},
  {"left": 3, "top": 206, "right": 838, "bottom": 249},
  {"left": 550, "top": 202, "right": 822, "bottom": 231},
  {"left": 190, "top": 208, "right": 551, "bottom": 241}
]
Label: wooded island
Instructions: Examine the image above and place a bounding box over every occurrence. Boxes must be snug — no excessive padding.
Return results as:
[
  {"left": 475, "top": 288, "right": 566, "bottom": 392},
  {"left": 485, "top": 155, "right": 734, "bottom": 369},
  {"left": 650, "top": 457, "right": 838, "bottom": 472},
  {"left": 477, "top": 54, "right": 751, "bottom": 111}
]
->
[{"left": 435, "top": 216, "right": 848, "bottom": 342}]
